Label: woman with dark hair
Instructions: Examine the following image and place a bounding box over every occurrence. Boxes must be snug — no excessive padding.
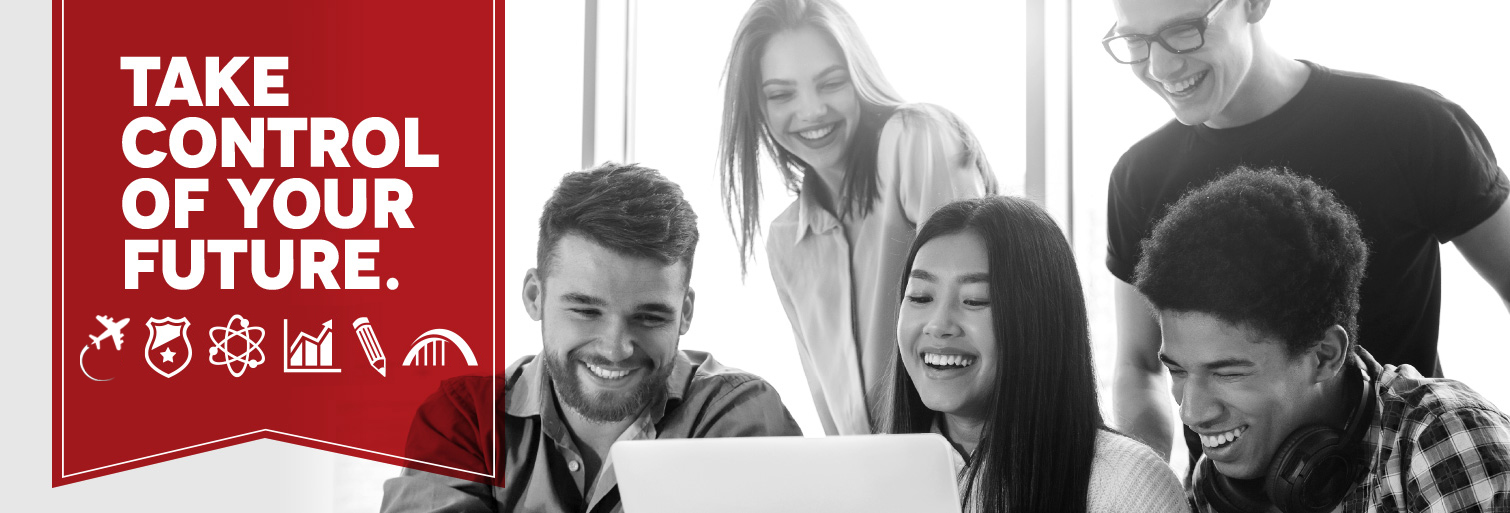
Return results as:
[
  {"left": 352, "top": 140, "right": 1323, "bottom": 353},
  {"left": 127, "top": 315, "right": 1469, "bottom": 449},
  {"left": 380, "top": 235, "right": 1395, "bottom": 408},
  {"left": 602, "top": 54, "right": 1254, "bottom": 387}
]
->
[
  {"left": 887, "top": 196, "right": 1184, "bottom": 512},
  {"left": 720, "top": 0, "right": 997, "bottom": 436}
]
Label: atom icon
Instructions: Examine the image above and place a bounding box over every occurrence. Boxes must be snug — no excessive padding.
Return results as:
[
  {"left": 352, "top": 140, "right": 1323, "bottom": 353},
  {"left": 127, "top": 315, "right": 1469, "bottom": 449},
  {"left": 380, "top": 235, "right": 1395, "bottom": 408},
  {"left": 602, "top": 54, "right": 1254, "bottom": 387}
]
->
[{"left": 209, "top": 314, "right": 266, "bottom": 377}]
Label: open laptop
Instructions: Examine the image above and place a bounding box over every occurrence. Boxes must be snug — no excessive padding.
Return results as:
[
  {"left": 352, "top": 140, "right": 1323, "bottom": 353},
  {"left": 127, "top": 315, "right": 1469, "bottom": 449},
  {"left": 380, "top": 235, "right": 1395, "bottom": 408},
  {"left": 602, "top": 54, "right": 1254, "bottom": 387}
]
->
[{"left": 611, "top": 433, "right": 962, "bottom": 513}]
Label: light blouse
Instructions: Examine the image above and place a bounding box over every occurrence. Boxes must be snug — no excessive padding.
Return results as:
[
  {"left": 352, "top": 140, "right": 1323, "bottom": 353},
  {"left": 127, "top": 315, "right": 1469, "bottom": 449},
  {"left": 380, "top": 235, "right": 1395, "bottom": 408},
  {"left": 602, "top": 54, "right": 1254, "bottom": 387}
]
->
[{"left": 766, "top": 104, "right": 994, "bottom": 435}]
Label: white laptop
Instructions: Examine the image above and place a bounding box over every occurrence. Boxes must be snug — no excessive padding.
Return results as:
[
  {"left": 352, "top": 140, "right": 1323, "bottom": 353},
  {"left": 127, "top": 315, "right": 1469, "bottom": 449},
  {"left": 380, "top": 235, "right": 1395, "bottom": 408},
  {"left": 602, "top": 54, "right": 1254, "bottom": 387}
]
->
[{"left": 611, "top": 433, "right": 962, "bottom": 513}]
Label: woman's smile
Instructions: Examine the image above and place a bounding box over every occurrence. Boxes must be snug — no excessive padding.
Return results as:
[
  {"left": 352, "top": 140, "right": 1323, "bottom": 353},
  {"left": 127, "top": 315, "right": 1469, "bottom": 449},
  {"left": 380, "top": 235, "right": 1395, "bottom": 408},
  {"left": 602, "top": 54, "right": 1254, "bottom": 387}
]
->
[
  {"left": 760, "top": 26, "right": 861, "bottom": 175},
  {"left": 899, "top": 231, "right": 996, "bottom": 418}
]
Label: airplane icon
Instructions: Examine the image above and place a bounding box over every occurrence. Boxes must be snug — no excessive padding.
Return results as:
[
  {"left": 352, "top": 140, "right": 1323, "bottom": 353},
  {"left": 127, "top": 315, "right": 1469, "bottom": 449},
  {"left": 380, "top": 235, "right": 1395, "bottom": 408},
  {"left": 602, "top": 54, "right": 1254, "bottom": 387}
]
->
[{"left": 90, "top": 316, "right": 130, "bottom": 350}]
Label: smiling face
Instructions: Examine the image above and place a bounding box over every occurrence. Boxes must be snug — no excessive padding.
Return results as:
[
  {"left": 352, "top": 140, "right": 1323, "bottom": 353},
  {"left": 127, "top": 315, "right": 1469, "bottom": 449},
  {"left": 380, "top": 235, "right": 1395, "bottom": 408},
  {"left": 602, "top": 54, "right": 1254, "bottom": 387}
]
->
[
  {"left": 759, "top": 25, "right": 862, "bottom": 178},
  {"left": 1158, "top": 311, "right": 1332, "bottom": 479},
  {"left": 898, "top": 231, "right": 998, "bottom": 421},
  {"left": 523, "top": 233, "right": 693, "bottom": 424},
  {"left": 1111, "top": 0, "right": 1255, "bottom": 127}
]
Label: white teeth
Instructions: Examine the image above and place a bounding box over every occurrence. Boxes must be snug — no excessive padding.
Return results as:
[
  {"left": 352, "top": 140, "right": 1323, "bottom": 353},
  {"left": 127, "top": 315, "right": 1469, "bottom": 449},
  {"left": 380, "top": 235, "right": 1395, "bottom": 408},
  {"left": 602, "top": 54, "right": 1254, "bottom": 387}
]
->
[
  {"left": 922, "top": 353, "right": 976, "bottom": 368},
  {"left": 586, "top": 362, "right": 631, "bottom": 380},
  {"left": 1163, "top": 72, "right": 1203, "bottom": 94},
  {"left": 1200, "top": 426, "right": 1247, "bottom": 448},
  {"left": 798, "top": 125, "right": 834, "bottom": 140}
]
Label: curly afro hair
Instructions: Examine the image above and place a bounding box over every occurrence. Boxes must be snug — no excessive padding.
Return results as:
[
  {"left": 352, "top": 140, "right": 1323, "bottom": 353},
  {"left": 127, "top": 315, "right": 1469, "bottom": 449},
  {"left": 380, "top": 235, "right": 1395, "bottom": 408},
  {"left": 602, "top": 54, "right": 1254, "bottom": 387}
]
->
[{"left": 1134, "top": 168, "right": 1368, "bottom": 355}]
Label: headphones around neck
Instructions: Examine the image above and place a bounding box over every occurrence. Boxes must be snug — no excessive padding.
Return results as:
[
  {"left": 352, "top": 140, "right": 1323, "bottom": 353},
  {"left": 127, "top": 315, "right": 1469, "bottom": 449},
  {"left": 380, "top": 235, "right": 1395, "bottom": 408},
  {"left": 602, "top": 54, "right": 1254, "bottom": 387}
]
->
[{"left": 1200, "top": 361, "right": 1377, "bottom": 513}]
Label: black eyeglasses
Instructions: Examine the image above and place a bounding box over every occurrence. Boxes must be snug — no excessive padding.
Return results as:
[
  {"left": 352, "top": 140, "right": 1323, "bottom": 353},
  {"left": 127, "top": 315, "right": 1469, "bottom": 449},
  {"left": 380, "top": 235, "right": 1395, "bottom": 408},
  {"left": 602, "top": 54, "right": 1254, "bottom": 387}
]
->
[{"left": 1102, "top": 0, "right": 1227, "bottom": 64}]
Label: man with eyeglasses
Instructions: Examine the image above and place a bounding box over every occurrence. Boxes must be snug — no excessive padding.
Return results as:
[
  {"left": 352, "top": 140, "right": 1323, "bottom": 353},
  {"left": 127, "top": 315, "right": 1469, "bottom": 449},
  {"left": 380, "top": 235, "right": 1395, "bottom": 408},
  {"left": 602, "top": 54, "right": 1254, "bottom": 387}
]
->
[{"left": 1100, "top": 0, "right": 1510, "bottom": 480}]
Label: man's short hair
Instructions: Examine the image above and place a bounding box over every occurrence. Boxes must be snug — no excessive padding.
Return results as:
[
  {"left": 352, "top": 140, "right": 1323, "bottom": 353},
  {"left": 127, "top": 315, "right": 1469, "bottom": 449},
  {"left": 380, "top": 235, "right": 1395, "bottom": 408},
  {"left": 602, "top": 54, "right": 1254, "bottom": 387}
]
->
[
  {"left": 1134, "top": 168, "right": 1368, "bottom": 354},
  {"left": 537, "top": 162, "right": 699, "bottom": 280}
]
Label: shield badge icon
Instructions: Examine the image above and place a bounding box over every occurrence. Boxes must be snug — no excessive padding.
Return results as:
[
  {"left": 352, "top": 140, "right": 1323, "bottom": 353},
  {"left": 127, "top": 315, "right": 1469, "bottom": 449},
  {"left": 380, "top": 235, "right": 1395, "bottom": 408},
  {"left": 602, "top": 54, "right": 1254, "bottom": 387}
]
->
[{"left": 145, "top": 317, "right": 193, "bottom": 378}]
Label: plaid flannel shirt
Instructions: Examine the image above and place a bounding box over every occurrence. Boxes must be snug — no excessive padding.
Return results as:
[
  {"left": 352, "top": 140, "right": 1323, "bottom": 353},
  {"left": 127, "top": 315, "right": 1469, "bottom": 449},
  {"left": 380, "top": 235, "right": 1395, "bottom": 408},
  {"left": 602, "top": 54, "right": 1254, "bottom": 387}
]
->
[{"left": 1193, "top": 349, "right": 1510, "bottom": 513}]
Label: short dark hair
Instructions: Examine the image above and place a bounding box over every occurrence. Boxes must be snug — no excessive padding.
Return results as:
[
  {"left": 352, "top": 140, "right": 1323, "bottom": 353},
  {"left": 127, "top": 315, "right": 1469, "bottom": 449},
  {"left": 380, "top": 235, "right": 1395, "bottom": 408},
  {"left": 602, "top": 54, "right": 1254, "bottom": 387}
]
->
[
  {"left": 1134, "top": 168, "right": 1368, "bottom": 354},
  {"left": 537, "top": 162, "right": 699, "bottom": 280}
]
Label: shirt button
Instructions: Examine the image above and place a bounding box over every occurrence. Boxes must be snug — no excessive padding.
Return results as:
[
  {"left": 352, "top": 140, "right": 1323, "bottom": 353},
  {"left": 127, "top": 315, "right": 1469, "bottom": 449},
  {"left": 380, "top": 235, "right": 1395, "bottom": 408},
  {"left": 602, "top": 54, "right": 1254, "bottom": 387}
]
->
[{"left": 568, "top": 460, "right": 581, "bottom": 472}]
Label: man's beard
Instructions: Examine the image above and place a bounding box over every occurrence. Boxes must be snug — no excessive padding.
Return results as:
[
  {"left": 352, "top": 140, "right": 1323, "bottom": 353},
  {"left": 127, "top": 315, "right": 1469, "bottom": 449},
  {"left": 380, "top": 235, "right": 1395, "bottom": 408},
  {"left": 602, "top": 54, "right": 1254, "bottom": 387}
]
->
[{"left": 543, "top": 349, "right": 671, "bottom": 424}]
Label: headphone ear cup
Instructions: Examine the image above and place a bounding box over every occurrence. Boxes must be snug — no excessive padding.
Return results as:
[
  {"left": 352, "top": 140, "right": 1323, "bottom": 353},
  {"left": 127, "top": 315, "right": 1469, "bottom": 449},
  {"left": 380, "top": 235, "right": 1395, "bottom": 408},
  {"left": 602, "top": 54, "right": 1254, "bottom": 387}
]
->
[
  {"left": 1266, "top": 425, "right": 1353, "bottom": 513},
  {"left": 1200, "top": 458, "right": 1271, "bottom": 513}
]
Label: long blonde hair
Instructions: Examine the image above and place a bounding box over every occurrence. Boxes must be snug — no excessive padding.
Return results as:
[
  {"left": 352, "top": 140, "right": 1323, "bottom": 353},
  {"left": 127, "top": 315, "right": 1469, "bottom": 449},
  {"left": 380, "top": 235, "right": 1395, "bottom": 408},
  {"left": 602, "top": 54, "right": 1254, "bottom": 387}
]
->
[{"left": 718, "top": 0, "right": 904, "bottom": 274}]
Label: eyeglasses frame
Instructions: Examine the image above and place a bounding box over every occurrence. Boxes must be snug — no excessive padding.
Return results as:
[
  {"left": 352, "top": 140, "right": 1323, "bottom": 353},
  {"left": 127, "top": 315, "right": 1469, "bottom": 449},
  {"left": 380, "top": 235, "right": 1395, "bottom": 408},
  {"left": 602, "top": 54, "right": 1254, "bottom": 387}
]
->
[{"left": 1101, "top": 0, "right": 1229, "bottom": 65}]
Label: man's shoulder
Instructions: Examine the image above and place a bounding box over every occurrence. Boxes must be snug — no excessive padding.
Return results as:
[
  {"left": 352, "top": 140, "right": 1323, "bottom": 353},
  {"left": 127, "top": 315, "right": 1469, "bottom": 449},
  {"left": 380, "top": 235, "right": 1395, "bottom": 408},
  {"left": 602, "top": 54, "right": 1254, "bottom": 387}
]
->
[
  {"left": 665, "top": 350, "right": 801, "bottom": 437},
  {"left": 678, "top": 350, "right": 776, "bottom": 398},
  {"left": 1116, "top": 119, "right": 1192, "bottom": 171},
  {"left": 1323, "top": 66, "right": 1448, "bottom": 103},
  {"left": 1380, "top": 364, "right": 1509, "bottom": 422},
  {"left": 1376, "top": 364, "right": 1510, "bottom": 457},
  {"left": 503, "top": 354, "right": 535, "bottom": 381},
  {"left": 432, "top": 374, "right": 500, "bottom": 398},
  {"left": 1126, "top": 116, "right": 1193, "bottom": 147},
  {"left": 1369, "top": 365, "right": 1510, "bottom": 510},
  {"left": 413, "top": 356, "right": 530, "bottom": 419},
  {"left": 1316, "top": 65, "right": 1464, "bottom": 122}
]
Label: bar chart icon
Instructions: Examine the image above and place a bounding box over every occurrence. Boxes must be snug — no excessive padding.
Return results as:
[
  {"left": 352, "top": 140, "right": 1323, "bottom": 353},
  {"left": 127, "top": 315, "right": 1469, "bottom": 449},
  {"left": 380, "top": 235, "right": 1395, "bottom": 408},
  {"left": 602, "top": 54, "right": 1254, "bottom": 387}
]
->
[{"left": 284, "top": 319, "right": 340, "bottom": 373}]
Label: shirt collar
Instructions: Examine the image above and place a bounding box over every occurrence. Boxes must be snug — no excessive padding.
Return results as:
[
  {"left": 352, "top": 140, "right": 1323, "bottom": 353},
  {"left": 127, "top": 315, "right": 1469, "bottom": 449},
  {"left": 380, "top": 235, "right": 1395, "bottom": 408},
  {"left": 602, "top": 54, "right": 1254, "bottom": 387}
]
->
[
  {"left": 503, "top": 353, "right": 697, "bottom": 512},
  {"left": 1351, "top": 346, "right": 1386, "bottom": 503},
  {"left": 929, "top": 415, "right": 970, "bottom": 473},
  {"left": 1352, "top": 345, "right": 1385, "bottom": 434},
  {"left": 503, "top": 351, "right": 697, "bottom": 425},
  {"left": 793, "top": 181, "right": 841, "bottom": 244},
  {"left": 502, "top": 355, "right": 546, "bottom": 418},
  {"left": 647, "top": 351, "right": 695, "bottom": 425}
]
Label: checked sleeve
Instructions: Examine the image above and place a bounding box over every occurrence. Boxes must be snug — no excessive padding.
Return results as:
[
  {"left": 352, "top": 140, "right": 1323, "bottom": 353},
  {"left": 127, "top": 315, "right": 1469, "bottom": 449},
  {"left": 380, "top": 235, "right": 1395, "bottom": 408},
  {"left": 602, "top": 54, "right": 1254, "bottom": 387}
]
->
[{"left": 1398, "top": 407, "right": 1510, "bottom": 512}]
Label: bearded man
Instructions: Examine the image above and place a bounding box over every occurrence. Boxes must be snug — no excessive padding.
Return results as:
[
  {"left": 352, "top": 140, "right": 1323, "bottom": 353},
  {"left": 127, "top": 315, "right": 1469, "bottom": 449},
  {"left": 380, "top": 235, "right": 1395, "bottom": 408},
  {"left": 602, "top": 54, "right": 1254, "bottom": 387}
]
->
[{"left": 382, "top": 162, "right": 802, "bottom": 513}]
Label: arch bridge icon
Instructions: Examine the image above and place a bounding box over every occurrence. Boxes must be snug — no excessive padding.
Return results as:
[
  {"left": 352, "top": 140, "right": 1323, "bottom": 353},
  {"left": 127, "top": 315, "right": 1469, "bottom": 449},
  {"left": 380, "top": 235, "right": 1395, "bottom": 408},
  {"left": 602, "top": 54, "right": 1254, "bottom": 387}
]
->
[{"left": 402, "top": 329, "right": 478, "bottom": 367}]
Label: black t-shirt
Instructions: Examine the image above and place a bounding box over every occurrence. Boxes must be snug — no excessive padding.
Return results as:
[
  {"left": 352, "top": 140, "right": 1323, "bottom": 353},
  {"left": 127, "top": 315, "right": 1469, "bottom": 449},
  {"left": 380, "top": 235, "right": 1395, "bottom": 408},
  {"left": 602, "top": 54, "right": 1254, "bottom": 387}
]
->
[{"left": 1107, "top": 61, "right": 1508, "bottom": 377}]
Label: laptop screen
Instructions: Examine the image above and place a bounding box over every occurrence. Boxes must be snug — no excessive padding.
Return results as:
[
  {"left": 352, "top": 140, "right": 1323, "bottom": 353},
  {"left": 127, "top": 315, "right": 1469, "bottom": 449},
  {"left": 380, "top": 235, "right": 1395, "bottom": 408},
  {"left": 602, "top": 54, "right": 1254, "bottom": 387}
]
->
[{"left": 611, "top": 434, "right": 962, "bottom": 513}]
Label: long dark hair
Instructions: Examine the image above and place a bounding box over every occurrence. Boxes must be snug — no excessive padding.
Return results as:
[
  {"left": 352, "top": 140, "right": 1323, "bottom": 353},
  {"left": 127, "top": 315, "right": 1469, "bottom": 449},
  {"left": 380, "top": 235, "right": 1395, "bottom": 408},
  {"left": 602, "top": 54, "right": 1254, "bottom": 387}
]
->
[
  {"left": 718, "top": 0, "right": 904, "bottom": 274},
  {"left": 883, "top": 196, "right": 1102, "bottom": 512}
]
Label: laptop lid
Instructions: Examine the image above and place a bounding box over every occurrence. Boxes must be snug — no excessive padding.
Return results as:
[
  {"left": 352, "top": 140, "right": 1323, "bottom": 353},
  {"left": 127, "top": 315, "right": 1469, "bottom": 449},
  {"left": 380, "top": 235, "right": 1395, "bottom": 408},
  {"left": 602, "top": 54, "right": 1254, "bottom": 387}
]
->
[{"left": 611, "top": 433, "right": 962, "bottom": 513}]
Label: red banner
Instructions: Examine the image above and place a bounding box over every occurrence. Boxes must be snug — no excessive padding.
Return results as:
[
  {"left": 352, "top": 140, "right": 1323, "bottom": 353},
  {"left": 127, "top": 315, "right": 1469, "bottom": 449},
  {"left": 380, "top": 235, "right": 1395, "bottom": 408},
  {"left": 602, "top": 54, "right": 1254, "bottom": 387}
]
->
[{"left": 52, "top": 0, "right": 499, "bottom": 486}]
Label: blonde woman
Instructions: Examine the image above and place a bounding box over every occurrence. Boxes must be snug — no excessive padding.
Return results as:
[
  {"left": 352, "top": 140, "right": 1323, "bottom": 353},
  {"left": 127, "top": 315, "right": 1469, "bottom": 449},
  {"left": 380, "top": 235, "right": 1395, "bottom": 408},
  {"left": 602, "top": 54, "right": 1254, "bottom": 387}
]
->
[{"left": 719, "top": 0, "right": 997, "bottom": 435}]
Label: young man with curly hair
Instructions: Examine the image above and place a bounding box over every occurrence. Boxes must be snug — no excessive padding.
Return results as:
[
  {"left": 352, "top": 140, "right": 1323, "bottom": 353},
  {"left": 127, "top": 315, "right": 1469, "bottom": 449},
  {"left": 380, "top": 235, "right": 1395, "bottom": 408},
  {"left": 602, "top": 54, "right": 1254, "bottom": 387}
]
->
[
  {"left": 1102, "top": 0, "right": 1510, "bottom": 464},
  {"left": 1138, "top": 168, "right": 1510, "bottom": 512}
]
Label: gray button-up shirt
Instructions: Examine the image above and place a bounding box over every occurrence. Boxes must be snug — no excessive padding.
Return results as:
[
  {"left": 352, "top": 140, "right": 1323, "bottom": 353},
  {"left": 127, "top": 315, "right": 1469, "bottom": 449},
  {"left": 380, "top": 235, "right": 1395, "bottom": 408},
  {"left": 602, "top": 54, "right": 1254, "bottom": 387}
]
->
[{"left": 380, "top": 350, "right": 803, "bottom": 513}]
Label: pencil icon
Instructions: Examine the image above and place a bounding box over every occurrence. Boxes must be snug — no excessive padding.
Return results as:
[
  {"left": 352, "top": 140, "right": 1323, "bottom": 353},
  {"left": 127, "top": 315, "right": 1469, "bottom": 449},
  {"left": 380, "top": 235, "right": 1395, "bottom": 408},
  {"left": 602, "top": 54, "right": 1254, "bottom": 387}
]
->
[{"left": 353, "top": 317, "right": 387, "bottom": 376}]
